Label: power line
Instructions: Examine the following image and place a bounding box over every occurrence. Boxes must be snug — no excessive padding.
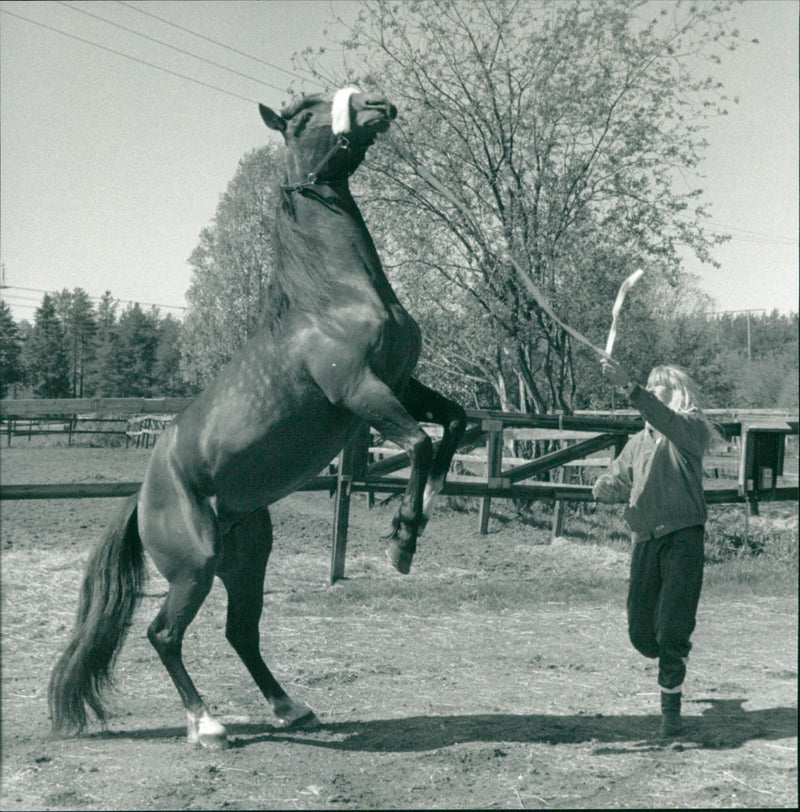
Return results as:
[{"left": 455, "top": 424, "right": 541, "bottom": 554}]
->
[
  {"left": 0, "top": 7, "right": 262, "bottom": 106},
  {"left": 1, "top": 299, "right": 47, "bottom": 313},
  {"left": 1, "top": 285, "right": 186, "bottom": 312},
  {"left": 115, "top": 0, "right": 323, "bottom": 88},
  {"left": 709, "top": 222, "right": 796, "bottom": 242},
  {"left": 705, "top": 226, "right": 795, "bottom": 245},
  {"left": 10, "top": 10, "right": 791, "bottom": 248},
  {"left": 56, "top": 1, "right": 291, "bottom": 95},
  {"left": 1, "top": 295, "right": 42, "bottom": 305},
  {"left": 675, "top": 213, "right": 796, "bottom": 245}
]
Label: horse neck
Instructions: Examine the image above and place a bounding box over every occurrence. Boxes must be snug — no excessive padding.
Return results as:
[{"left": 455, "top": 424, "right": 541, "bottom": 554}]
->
[{"left": 288, "top": 178, "right": 396, "bottom": 300}]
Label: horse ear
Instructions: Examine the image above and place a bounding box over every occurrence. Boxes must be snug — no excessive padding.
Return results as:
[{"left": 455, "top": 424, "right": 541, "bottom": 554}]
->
[{"left": 259, "top": 103, "right": 286, "bottom": 133}]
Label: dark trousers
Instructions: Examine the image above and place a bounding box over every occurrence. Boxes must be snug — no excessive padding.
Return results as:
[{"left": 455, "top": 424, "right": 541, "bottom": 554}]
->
[{"left": 627, "top": 525, "right": 704, "bottom": 690}]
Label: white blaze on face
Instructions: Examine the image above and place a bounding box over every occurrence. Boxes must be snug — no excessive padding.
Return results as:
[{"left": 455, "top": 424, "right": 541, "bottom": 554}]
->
[{"left": 331, "top": 86, "right": 362, "bottom": 134}]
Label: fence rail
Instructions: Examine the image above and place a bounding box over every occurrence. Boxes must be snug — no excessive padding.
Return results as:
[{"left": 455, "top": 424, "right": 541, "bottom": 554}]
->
[{"left": 0, "top": 397, "right": 193, "bottom": 417}]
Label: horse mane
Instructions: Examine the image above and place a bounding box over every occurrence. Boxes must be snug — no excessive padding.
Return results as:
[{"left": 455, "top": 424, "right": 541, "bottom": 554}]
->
[
  {"left": 261, "top": 91, "right": 363, "bottom": 329},
  {"left": 263, "top": 188, "right": 353, "bottom": 328}
]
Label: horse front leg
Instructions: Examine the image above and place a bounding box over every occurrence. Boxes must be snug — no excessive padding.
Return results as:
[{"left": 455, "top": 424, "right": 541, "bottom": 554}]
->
[
  {"left": 342, "top": 372, "right": 433, "bottom": 574},
  {"left": 386, "top": 424, "right": 434, "bottom": 572},
  {"left": 401, "top": 377, "right": 467, "bottom": 532}
]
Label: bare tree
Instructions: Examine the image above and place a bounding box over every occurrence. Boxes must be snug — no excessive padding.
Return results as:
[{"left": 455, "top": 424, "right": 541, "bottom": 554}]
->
[{"left": 303, "top": 0, "right": 745, "bottom": 412}]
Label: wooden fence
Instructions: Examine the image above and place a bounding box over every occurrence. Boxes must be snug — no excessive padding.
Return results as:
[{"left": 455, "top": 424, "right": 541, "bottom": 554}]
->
[
  {"left": 125, "top": 416, "right": 173, "bottom": 449},
  {"left": 1, "top": 398, "right": 192, "bottom": 447},
  {"left": 2, "top": 398, "right": 797, "bottom": 582}
]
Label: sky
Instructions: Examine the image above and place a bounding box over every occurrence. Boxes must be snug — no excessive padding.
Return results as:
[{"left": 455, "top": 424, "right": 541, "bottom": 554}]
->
[{"left": 1, "top": 0, "right": 797, "bottom": 324}]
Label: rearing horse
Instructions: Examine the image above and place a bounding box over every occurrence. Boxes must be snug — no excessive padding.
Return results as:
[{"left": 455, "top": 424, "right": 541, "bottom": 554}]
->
[{"left": 49, "top": 87, "right": 466, "bottom": 749}]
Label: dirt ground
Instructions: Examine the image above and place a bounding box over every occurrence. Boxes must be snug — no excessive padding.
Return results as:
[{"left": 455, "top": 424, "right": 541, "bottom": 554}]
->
[{"left": 1, "top": 447, "right": 797, "bottom": 810}]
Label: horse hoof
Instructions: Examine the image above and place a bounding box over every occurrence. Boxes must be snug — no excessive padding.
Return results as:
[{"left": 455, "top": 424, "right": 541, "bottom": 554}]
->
[
  {"left": 276, "top": 709, "right": 320, "bottom": 730},
  {"left": 187, "top": 712, "right": 228, "bottom": 750},
  {"left": 386, "top": 544, "right": 412, "bottom": 574}
]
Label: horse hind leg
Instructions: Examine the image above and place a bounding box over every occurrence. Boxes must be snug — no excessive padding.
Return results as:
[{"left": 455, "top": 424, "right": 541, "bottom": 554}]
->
[
  {"left": 146, "top": 577, "right": 228, "bottom": 749},
  {"left": 217, "top": 507, "right": 318, "bottom": 729},
  {"left": 139, "top": 476, "right": 228, "bottom": 748}
]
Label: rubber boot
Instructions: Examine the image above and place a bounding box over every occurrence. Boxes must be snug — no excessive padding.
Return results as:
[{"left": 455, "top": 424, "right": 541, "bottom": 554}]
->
[{"left": 660, "top": 690, "right": 682, "bottom": 738}]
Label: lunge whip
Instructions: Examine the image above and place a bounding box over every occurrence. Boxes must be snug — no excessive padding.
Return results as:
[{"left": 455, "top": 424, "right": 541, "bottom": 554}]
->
[{"left": 395, "top": 132, "right": 640, "bottom": 360}]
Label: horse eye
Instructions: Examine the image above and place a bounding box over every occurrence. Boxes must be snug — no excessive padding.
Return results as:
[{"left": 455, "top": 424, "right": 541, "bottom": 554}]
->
[{"left": 293, "top": 110, "right": 314, "bottom": 136}]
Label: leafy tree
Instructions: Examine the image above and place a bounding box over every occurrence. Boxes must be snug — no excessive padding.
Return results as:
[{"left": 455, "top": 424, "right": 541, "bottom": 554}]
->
[
  {"left": 655, "top": 313, "right": 735, "bottom": 408},
  {"left": 734, "top": 352, "right": 799, "bottom": 409},
  {"left": 0, "top": 300, "right": 23, "bottom": 396},
  {"left": 181, "top": 143, "right": 284, "bottom": 385},
  {"left": 717, "top": 311, "right": 799, "bottom": 408},
  {"left": 27, "top": 294, "right": 70, "bottom": 398},
  {"left": 305, "top": 0, "right": 746, "bottom": 413},
  {"left": 155, "top": 313, "right": 196, "bottom": 397}
]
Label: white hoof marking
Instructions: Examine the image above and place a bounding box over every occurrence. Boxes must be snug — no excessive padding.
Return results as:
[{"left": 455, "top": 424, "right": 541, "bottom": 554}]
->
[{"left": 187, "top": 710, "right": 228, "bottom": 749}]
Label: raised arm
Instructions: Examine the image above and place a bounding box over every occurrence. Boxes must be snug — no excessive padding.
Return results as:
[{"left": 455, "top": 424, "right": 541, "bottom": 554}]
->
[{"left": 601, "top": 358, "right": 708, "bottom": 459}]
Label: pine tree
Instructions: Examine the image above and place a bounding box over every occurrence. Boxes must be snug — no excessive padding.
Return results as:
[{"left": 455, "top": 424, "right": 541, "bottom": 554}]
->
[
  {"left": 52, "top": 288, "right": 98, "bottom": 397},
  {"left": 0, "top": 300, "right": 23, "bottom": 396},
  {"left": 101, "top": 303, "right": 160, "bottom": 397},
  {"left": 27, "top": 294, "right": 70, "bottom": 398},
  {"left": 85, "top": 292, "right": 118, "bottom": 396}
]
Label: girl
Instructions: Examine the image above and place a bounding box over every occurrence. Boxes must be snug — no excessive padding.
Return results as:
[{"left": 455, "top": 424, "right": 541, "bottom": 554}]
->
[{"left": 593, "top": 360, "right": 716, "bottom": 738}]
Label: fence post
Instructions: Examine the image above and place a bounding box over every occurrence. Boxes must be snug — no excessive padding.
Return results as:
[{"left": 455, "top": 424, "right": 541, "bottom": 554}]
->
[
  {"left": 330, "top": 423, "right": 370, "bottom": 584},
  {"left": 549, "top": 414, "right": 565, "bottom": 539},
  {"left": 551, "top": 441, "right": 569, "bottom": 540},
  {"left": 478, "top": 419, "right": 504, "bottom": 534}
]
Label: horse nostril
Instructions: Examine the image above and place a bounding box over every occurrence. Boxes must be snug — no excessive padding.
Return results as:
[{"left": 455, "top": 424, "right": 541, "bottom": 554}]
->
[{"left": 365, "top": 98, "right": 397, "bottom": 120}]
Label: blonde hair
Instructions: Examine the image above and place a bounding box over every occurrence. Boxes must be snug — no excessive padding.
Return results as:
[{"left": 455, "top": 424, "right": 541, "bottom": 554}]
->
[{"left": 646, "top": 365, "right": 722, "bottom": 451}]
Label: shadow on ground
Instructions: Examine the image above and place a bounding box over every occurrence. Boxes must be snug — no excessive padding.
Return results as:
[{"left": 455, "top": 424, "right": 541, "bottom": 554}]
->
[{"left": 92, "top": 699, "right": 796, "bottom": 754}]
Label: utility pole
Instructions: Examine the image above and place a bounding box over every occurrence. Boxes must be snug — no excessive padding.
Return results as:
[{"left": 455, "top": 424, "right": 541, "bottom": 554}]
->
[{"left": 715, "top": 308, "right": 766, "bottom": 361}]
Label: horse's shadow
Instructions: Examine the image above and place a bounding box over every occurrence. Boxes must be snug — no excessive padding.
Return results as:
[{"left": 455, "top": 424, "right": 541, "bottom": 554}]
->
[{"left": 96, "top": 699, "right": 796, "bottom": 754}]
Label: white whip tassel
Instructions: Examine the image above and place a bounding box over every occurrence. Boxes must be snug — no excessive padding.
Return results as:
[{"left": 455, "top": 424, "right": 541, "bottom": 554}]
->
[{"left": 605, "top": 269, "right": 644, "bottom": 356}]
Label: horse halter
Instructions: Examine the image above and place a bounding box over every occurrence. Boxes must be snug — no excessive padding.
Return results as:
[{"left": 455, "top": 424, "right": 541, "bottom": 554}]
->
[{"left": 281, "top": 134, "right": 351, "bottom": 193}]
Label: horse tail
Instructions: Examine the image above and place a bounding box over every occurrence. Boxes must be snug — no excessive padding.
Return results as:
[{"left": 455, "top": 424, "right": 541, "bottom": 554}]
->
[{"left": 49, "top": 493, "right": 146, "bottom": 735}]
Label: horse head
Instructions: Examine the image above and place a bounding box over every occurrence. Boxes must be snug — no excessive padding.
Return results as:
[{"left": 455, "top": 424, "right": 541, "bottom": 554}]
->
[{"left": 259, "top": 88, "right": 397, "bottom": 187}]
